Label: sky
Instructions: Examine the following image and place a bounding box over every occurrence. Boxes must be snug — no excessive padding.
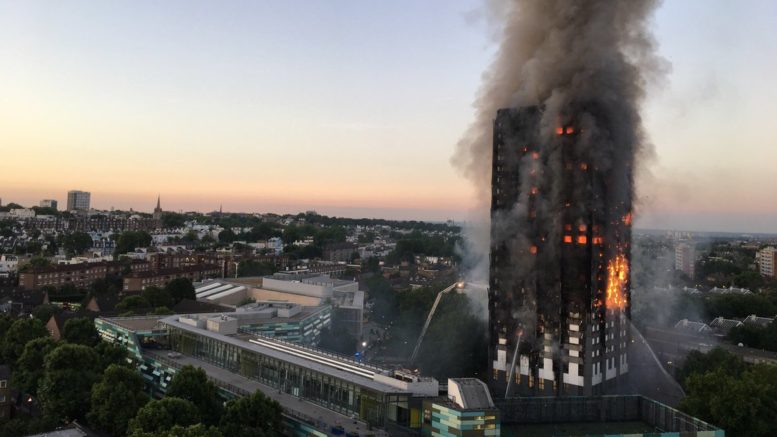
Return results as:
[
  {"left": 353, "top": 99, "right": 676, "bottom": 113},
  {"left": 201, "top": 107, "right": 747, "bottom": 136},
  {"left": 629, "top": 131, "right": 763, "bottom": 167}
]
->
[{"left": 1, "top": 1, "right": 776, "bottom": 232}]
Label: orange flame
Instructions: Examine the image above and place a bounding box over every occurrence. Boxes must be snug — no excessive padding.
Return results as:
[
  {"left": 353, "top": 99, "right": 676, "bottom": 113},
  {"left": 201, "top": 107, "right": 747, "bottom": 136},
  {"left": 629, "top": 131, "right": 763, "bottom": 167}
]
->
[
  {"left": 606, "top": 254, "right": 629, "bottom": 310},
  {"left": 623, "top": 213, "right": 632, "bottom": 226}
]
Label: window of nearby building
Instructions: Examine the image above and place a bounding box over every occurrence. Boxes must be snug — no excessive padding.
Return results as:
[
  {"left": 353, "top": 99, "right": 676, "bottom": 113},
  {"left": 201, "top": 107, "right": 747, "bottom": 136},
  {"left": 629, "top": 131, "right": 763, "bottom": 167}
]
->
[{"left": 0, "top": 380, "right": 6, "bottom": 388}]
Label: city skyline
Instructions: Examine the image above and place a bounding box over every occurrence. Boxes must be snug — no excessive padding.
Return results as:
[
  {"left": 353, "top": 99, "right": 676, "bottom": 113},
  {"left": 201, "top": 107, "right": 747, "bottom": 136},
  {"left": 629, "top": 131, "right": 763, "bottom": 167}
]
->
[{"left": 2, "top": 1, "right": 777, "bottom": 232}]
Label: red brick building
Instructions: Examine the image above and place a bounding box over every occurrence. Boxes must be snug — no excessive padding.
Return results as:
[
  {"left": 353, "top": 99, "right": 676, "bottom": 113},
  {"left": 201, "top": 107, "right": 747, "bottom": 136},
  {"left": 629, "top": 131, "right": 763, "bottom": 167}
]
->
[
  {"left": 123, "top": 264, "right": 221, "bottom": 292},
  {"left": 19, "top": 260, "right": 150, "bottom": 290}
]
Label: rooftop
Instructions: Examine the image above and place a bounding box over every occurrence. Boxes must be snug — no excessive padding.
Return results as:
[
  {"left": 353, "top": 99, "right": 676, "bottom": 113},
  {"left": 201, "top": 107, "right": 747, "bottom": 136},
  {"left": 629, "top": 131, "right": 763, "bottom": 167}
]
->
[
  {"left": 159, "top": 314, "right": 436, "bottom": 395},
  {"left": 126, "top": 264, "right": 220, "bottom": 278},
  {"left": 448, "top": 378, "right": 494, "bottom": 410},
  {"left": 101, "top": 315, "right": 166, "bottom": 332}
]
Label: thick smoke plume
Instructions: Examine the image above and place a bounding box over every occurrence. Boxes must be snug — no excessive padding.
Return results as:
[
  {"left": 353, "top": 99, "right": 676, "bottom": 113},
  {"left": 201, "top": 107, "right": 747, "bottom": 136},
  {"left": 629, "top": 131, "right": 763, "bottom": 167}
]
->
[{"left": 454, "top": 0, "right": 666, "bottom": 306}]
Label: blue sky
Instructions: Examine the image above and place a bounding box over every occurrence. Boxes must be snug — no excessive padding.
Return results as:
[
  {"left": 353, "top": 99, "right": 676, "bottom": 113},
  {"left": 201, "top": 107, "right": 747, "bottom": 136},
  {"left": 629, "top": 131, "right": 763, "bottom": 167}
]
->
[{"left": 1, "top": 1, "right": 776, "bottom": 232}]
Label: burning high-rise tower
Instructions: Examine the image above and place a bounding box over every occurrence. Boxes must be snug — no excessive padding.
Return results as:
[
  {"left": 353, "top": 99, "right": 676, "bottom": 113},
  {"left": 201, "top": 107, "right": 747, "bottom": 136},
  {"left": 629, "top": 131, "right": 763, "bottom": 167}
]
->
[{"left": 488, "top": 106, "right": 632, "bottom": 397}]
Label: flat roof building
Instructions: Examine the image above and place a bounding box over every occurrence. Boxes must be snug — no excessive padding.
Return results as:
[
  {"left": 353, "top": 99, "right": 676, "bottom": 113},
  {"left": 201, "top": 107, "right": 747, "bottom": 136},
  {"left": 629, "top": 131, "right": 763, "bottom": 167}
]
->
[
  {"left": 96, "top": 313, "right": 438, "bottom": 433},
  {"left": 196, "top": 273, "right": 365, "bottom": 342}
]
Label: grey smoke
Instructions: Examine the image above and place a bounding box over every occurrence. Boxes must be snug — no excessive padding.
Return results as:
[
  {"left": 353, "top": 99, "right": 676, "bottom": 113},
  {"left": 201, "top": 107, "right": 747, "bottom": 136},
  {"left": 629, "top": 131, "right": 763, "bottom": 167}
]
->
[{"left": 453, "top": 1, "right": 668, "bottom": 312}]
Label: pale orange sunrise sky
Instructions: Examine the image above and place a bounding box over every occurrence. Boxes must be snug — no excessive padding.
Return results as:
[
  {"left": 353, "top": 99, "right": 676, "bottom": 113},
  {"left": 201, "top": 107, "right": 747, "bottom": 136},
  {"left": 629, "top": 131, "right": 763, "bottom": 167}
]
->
[{"left": 2, "top": 1, "right": 777, "bottom": 231}]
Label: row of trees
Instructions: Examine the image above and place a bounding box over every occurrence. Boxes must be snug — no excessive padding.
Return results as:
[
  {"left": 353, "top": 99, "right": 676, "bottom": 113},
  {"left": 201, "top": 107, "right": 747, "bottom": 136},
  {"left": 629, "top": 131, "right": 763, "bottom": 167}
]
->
[
  {"left": 384, "top": 231, "right": 460, "bottom": 265},
  {"left": 632, "top": 287, "right": 777, "bottom": 331},
  {"left": 122, "top": 365, "right": 283, "bottom": 437},
  {"left": 678, "top": 348, "right": 777, "bottom": 437},
  {"left": 0, "top": 313, "right": 283, "bottom": 436},
  {"left": 0, "top": 315, "right": 131, "bottom": 436},
  {"left": 115, "top": 278, "right": 196, "bottom": 315},
  {"left": 727, "top": 319, "right": 777, "bottom": 351}
]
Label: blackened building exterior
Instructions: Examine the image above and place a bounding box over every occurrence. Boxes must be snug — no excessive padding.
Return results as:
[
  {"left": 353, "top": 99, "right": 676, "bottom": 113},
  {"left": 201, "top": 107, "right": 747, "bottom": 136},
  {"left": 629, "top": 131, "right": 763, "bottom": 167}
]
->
[{"left": 489, "top": 107, "right": 631, "bottom": 397}]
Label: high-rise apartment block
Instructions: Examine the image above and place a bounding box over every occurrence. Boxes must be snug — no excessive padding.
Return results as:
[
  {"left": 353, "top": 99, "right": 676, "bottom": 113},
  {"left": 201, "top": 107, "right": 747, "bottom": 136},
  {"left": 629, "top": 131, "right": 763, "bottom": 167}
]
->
[
  {"left": 674, "top": 242, "right": 696, "bottom": 279},
  {"left": 39, "top": 199, "right": 58, "bottom": 209},
  {"left": 489, "top": 107, "right": 631, "bottom": 397},
  {"left": 66, "top": 190, "right": 91, "bottom": 211},
  {"left": 757, "top": 246, "right": 777, "bottom": 278}
]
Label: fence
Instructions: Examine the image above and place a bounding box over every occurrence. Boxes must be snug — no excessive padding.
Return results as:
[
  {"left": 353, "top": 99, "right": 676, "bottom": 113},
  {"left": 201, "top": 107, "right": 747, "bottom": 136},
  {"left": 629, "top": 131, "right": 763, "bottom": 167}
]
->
[{"left": 495, "top": 395, "right": 721, "bottom": 433}]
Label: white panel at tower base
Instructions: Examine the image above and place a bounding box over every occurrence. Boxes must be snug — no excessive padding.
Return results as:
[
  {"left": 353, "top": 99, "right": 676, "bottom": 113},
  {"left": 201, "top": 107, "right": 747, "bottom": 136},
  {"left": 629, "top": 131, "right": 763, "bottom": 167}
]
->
[
  {"left": 539, "top": 358, "right": 555, "bottom": 381},
  {"left": 519, "top": 355, "right": 529, "bottom": 376},
  {"left": 494, "top": 349, "right": 507, "bottom": 372},
  {"left": 563, "top": 363, "right": 584, "bottom": 387}
]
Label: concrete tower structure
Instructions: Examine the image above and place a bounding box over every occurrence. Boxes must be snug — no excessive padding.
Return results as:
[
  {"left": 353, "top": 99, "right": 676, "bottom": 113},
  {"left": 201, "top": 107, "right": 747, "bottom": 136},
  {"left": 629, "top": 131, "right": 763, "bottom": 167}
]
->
[{"left": 488, "top": 107, "right": 631, "bottom": 397}]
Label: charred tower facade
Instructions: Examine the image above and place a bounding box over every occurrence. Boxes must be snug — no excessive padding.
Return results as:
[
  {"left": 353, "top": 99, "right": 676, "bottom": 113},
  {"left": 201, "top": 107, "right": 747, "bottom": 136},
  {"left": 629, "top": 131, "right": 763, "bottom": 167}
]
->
[{"left": 489, "top": 106, "right": 632, "bottom": 397}]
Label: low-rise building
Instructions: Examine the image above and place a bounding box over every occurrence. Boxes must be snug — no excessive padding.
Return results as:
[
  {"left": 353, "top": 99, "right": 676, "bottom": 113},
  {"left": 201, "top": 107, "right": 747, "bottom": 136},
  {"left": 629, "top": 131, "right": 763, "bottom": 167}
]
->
[
  {"left": 422, "top": 378, "right": 500, "bottom": 437},
  {"left": 743, "top": 314, "right": 775, "bottom": 328},
  {"left": 18, "top": 260, "right": 150, "bottom": 290},
  {"left": 323, "top": 242, "right": 358, "bottom": 262},
  {"left": 123, "top": 264, "right": 220, "bottom": 292},
  {"left": 0, "top": 255, "right": 18, "bottom": 278},
  {"left": 39, "top": 199, "right": 58, "bottom": 209},
  {"left": 96, "top": 313, "right": 438, "bottom": 433},
  {"left": 709, "top": 317, "right": 743, "bottom": 335}
]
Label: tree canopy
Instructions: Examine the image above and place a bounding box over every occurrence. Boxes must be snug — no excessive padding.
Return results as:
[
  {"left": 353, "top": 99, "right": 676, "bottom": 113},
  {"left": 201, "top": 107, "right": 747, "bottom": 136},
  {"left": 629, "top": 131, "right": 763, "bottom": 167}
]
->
[
  {"left": 1, "top": 318, "right": 49, "bottom": 365},
  {"left": 88, "top": 364, "right": 149, "bottom": 436},
  {"left": 60, "top": 231, "right": 93, "bottom": 255},
  {"left": 128, "top": 397, "right": 201, "bottom": 435},
  {"left": 114, "top": 230, "right": 153, "bottom": 256},
  {"left": 166, "top": 278, "right": 196, "bottom": 303},
  {"left": 142, "top": 286, "right": 175, "bottom": 308},
  {"left": 38, "top": 343, "right": 101, "bottom": 421},
  {"left": 219, "top": 390, "right": 283, "bottom": 437},
  {"left": 11, "top": 337, "right": 57, "bottom": 396},
  {"left": 166, "top": 365, "right": 223, "bottom": 426},
  {"left": 679, "top": 351, "right": 777, "bottom": 437},
  {"left": 63, "top": 317, "right": 100, "bottom": 347}
]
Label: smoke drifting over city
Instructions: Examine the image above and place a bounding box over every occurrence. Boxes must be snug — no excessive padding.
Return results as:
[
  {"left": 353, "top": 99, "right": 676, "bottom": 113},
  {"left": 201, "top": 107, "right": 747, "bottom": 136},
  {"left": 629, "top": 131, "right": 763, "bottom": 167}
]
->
[{"left": 454, "top": 0, "right": 666, "bottom": 303}]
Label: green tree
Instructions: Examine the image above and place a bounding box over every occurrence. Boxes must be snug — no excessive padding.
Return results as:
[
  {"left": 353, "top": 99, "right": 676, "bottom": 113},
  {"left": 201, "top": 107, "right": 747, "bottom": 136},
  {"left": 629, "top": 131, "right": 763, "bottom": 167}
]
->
[
  {"left": 0, "top": 314, "right": 13, "bottom": 341},
  {"left": 38, "top": 343, "right": 101, "bottom": 421},
  {"left": 218, "top": 229, "right": 236, "bottom": 243},
  {"left": 219, "top": 390, "right": 283, "bottom": 437},
  {"left": 27, "top": 256, "right": 51, "bottom": 270},
  {"left": 130, "top": 424, "right": 223, "bottom": 437},
  {"left": 127, "top": 397, "right": 201, "bottom": 435},
  {"left": 676, "top": 347, "right": 746, "bottom": 388},
  {"left": 161, "top": 212, "right": 187, "bottom": 229},
  {"left": 166, "top": 365, "right": 223, "bottom": 426},
  {"left": 152, "top": 306, "right": 174, "bottom": 315},
  {"left": 31, "top": 304, "right": 62, "bottom": 323},
  {"left": 63, "top": 317, "right": 100, "bottom": 347},
  {"left": 60, "top": 231, "right": 93, "bottom": 255},
  {"left": 116, "top": 295, "right": 151, "bottom": 311},
  {"left": 142, "top": 286, "right": 175, "bottom": 308},
  {"left": 166, "top": 278, "right": 196, "bottom": 303},
  {"left": 114, "top": 230, "right": 153, "bottom": 256},
  {"left": 2, "top": 318, "right": 49, "bottom": 365},
  {"left": 680, "top": 364, "right": 777, "bottom": 437},
  {"left": 95, "top": 341, "right": 130, "bottom": 371},
  {"left": 11, "top": 337, "right": 57, "bottom": 396},
  {"left": 236, "top": 260, "right": 276, "bottom": 277},
  {"left": 88, "top": 364, "right": 149, "bottom": 436}
]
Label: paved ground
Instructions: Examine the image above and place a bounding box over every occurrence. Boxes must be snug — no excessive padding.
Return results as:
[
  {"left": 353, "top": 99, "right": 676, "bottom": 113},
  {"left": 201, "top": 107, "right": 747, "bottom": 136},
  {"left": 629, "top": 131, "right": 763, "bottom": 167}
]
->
[{"left": 145, "top": 350, "right": 388, "bottom": 437}]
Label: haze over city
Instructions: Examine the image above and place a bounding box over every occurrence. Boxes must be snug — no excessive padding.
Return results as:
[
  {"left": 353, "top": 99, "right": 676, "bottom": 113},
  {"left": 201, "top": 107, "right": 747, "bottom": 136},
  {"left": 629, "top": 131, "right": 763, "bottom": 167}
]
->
[{"left": 2, "top": 0, "right": 776, "bottom": 232}]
